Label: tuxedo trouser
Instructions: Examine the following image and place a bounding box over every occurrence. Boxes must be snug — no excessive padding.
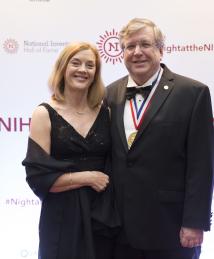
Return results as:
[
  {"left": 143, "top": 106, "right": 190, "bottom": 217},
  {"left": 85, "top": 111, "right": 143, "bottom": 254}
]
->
[
  {"left": 94, "top": 234, "right": 201, "bottom": 259},
  {"left": 94, "top": 234, "right": 115, "bottom": 259},
  {"left": 113, "top": 242, "right": 201, "bottom": 259}
]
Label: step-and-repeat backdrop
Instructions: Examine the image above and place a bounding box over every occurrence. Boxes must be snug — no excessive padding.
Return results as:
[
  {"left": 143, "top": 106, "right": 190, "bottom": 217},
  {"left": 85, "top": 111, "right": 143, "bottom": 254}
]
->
[{"left": 0, "top": 0, "right": 213, "bottom": 258}]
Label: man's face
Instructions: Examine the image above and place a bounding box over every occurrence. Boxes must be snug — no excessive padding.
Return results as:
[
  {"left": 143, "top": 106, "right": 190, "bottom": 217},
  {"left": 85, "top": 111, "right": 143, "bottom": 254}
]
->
[{"left": 122, "top": 26, "right": 163, "bottom": 85}]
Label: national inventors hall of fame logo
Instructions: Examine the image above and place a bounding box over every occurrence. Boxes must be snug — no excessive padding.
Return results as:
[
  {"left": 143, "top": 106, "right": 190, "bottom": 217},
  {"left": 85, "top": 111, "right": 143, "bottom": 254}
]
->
[
  {"left": 96, "top": 29, "right": 123, "bottom": 65},
  {"left": 3, "top": 39, "right": 19, "bottom": 54}
]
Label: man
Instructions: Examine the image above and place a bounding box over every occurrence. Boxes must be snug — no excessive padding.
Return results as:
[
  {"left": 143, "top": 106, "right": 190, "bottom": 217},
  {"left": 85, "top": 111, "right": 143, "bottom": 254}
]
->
[{"left": 105, "top": 18, "right": 214, "bottom": 259}]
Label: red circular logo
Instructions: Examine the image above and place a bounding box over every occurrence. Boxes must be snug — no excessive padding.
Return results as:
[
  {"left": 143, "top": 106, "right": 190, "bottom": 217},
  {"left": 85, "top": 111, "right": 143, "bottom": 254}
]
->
[
  {"left": 97, "top": 29, "right": 123, "bottom": 65},
  {"left": 3, "top": 39, "right": 19, "bottom": 54}
]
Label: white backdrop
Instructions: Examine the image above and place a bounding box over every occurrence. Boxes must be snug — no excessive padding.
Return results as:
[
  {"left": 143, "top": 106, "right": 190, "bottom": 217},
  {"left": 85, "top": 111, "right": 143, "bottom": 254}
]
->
[{"left": 0, "top": 0, "right": 213, "bottom": 258}]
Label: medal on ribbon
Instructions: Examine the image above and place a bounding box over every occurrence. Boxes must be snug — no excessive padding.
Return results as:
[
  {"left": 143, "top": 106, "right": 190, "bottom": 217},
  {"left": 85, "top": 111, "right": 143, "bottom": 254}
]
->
[
  {"left": 126, "top": 69, "right": 161, "bottom": 149},
  {"left": 127, "top": 131, "right": 137, "bottom": 148},
  {"left": 128, "top": 97, "right": 151, "bottom": 148}
]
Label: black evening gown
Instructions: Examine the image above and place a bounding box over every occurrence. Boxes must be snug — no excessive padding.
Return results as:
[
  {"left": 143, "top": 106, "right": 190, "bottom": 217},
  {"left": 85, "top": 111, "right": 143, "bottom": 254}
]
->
[{"left": 22, "top": 103, "right": 120, "bottom": 259}]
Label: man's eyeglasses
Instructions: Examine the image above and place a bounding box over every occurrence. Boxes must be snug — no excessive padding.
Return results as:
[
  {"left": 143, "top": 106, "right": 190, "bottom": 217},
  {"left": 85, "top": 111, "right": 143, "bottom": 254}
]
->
[{"left": 123, "top": 41, "right": 159, "bottom": 52}]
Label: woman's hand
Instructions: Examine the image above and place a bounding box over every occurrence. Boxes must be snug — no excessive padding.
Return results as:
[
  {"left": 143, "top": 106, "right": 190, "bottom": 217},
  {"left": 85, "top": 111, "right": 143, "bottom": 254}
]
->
[
  {"left": 50, "top": 170, "right": 109, "bottom": 193},
  {"left": 86, "top": 171, "right": 109, "bottom": 192}
]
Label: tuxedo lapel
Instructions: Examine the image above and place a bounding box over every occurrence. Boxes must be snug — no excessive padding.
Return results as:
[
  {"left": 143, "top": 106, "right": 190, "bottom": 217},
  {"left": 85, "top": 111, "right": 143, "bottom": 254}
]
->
[
  {"left": 132, "top": 66, "right": 174, "bottom": 147},
  {"left": 115, "top": 78, "right": 129, "bottom": 152}
]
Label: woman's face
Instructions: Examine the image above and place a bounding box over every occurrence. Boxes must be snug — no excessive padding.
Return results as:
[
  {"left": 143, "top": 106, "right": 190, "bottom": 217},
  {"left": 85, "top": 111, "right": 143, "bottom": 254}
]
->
[{"left": 64, "top": 49, "right": 96, "bottom": 92}]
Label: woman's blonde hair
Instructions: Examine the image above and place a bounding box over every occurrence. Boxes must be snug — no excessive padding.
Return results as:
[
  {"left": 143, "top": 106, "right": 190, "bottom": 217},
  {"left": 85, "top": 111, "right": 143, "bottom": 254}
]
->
[{"left": 48, "top": 42, "right": 105, "bottom": 108}]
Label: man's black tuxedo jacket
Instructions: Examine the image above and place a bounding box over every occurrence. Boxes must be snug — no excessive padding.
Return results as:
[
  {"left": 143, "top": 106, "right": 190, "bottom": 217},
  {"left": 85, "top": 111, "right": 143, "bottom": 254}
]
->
[{"left": 105, "top": 64, "right": 214, "bottom": 250}]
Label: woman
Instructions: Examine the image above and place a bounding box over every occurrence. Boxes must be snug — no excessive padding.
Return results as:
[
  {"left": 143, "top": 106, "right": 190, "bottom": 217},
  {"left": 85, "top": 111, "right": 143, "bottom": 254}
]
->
[{"left": 22, "top": 42, "right": 119, "bottom": 259}]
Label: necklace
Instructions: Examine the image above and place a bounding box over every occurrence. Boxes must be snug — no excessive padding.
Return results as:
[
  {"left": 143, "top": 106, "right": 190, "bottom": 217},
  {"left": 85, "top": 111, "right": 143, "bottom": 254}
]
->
[
  {"left": 75, "top": 110, "right": 86, "bottom": 115},
  {"left": 74, "top": 107, "right": 91, "bottom": 115}
]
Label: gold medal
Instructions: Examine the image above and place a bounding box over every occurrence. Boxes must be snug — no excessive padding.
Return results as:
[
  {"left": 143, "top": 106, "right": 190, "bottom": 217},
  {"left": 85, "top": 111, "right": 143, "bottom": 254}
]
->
[{"left": 127, "top": 131, "right": 137, "bottom": 148}]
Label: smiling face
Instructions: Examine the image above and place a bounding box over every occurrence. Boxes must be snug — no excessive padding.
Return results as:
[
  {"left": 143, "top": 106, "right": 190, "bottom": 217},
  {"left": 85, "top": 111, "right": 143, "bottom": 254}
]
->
[
  {"left": 64, "top": 49, "right": 96, "bottom": 92},
  {"left": 123, "top": 26, "right": 163, "bottom": 85}
]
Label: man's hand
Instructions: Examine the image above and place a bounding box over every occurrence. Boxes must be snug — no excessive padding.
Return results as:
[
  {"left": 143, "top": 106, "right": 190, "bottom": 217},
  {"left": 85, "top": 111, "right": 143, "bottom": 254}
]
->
[{"left": 180, "top": 227, "right": 203, "bottom": 248}]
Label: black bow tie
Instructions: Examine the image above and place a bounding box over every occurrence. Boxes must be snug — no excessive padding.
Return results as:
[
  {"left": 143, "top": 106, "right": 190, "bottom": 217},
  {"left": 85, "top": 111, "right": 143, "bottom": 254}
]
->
[{"left": 125, "top": 85, "right": 152, "bottom": 100}]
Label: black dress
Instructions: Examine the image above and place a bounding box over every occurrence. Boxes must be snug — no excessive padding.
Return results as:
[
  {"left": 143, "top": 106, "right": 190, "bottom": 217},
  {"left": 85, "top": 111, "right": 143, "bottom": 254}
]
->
[{"left": 22, "top": 103, "right": 120, "bottom": 259}]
